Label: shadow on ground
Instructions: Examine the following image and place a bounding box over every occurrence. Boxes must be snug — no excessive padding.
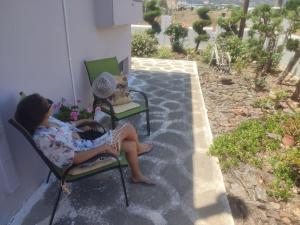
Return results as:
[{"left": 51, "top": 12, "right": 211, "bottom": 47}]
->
[{"left": 20, "top": 58, "right": 233, "bottom": 225}]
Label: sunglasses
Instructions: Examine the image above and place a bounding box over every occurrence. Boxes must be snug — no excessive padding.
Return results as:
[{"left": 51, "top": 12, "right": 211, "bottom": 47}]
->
[{"left": 46, "top": 99, "right": 53, "bottom": 111}]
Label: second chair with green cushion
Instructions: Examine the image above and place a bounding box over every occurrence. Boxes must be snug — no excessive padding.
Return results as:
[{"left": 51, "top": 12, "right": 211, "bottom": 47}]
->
[{"left": 84, "top": 57, "right": 150, "bottom": 136}]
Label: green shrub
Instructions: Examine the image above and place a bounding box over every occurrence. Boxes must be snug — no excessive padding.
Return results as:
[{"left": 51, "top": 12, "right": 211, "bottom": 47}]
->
[
  {"left": 252, "top": 90, "right": 289, "bottom": 111},
  {"left": 201, "top": 44, "right": 213, "bottom": 63},
  {"left": 217, "top": 6, "right": 243, "bottom": 36},
  {"left": 219, "top": 36, "right": 249, "bottom": 63},
  {"left": 209, "top": 112, "right": 300, "bottom": 201},
  {"left": 252, "top": 97, "right": 275, "bottom": 110},
  {"left": 131, "top": 32, "right": 158, "bottom": 57},
  {"left": 164, "top": 23, "right": 188, "bottom": 53},
  {"left": 192, "top": 7, "right": 211, "bottom": 50},
  {"left": 154, "top": 47, "right": 174, "bottom": 59},
  {"left": 186, "top": 48, "right": 202, "bottom": 61},
  {"left": 268, "top": 156, "right": 298, "bottom": 201},
  {"left": 143, "top": 0, "right": 161, "bottom": 35}
]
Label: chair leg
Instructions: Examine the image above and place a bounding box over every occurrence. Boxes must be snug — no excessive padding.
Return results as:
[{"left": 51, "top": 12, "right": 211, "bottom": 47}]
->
[
  {"left": 46, "top": 170, "right": 52, "bottom": 183},
  {"left": 146, "top": 110, "right": 150, "bottom": 136},
  {"left": 118, "top": 166, "right": 129, "bottom": 206},
  {"left": 49, "top": 186, "right": 62, "bottom": 225},
  {"left": 111, "top": 117, "right": 116, "bottom": 129}
]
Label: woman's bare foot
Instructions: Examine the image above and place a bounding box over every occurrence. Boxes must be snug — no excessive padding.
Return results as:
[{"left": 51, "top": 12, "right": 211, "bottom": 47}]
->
[
  {"left": 131, "top": 175, "right": 155, "bottom": 185},
  {"left": 138, "top": 143, "right": 154, "bottom": 156}
]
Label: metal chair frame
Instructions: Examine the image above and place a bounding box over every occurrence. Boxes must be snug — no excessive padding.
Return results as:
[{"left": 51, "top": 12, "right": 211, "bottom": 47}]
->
[
  {"left": 9, "top": 118, "right": 129, "bottom": 225},
  {"left": 84, "top": 57, "right": 151, "bottom": 136}
]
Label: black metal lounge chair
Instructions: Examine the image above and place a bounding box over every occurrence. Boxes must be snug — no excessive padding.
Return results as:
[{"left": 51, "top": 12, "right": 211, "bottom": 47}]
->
[
  {"left": 84, "top": 57, "right": 150, "bottom": 135},
  {"left": 8, "top": 118, "right": 129, "bottom": 225}
]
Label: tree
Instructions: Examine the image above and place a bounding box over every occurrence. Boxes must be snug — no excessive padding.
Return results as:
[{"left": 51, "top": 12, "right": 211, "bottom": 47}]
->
[
  {"left": 238, "top": 0, "right": 250, "bottom": 39},
  {"left": 277, "top": 0, "right": 300, "bottom": 84},
  {"left": 292, "top": 79, "right": 300, "bottom": 100},
  {"left": 282, "top": 0, "right": 300, "bottom": 43},
  {"left": 192, "top": 7, "right": 211, "bottom": 50},
  {"left": 143, "top": 0, "right": 162, "bottom": 36},
  {"left": 249, "top": 4, "right": 284, "bottom": 83},
  {"left": 217, "top": 7, "right": 243, "bottom": 37},
  {"left": 277, "top": 39, "right": 300, "bottom": 86},
  {"left": 164, "top": 23, "right": 188, "bottom": 52}
]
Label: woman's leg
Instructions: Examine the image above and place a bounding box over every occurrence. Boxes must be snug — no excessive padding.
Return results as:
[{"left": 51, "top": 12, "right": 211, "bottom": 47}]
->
[
  {"left": 118, "top": 123, "right": 153, "bottom": 155},
  {"left": 121, "top": 140, "right": 154, "bottom": 184}
]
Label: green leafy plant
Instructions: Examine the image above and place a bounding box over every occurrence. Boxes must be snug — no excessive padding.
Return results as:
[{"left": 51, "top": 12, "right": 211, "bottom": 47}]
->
[
  {"left": 185, "top": 48, "right": 202, "bottom": 61},
  {"left": 252, "top": 97, "right": 274, "bottom": 110},
  {"left": 249, "top": 4, "right": 284, "bottom": 82},
  {"left": 143, "top": 0, "right": 162, "bottom": 36},
  {"left": 154, "top": 47, "right": 174, "bottom": 59},
  {"left": 282, "top": 113, "right": 300, "bottom": 138},
  {"left": 164, "top": 23, "right": 188, "bottom": 53},
  {"left": 218, "top": 35, "right": 249, "bottom": 63},
  {"left": 268, "top": 156, "right": 298, "bottom": 201},
  {"left": 252, "top": 90, "right": 289, "bottom": 111},
  {"left": 254, "top": 77, "right": 267, "bottom": 91},
  {"left": 217, "top": 6, "right": 243, "bottom": 37},
  {"left": 286, "top": 147, "right": 300, "bottom": 170},
  {"left": 201, "top": 43, "right": 213, "bottom": 63},
  {"left": 192, "top": 7, "right": 211, "bottom": 50},
  {"left": 209, "top": 112, "right": 300, "bottom": 201},
  {"left": 131, "top": 32, "right": 159, "bottom": 57},
  {"left": 209, "top": 119, "right": 277, "bottom": 170},
  {"left": 53, "top": 98, "right": 94, "bottom": 122}
]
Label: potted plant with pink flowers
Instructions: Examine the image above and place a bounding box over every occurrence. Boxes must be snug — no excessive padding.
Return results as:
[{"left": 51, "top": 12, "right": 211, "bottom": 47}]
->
[{"left": 53, "top": 98, "right": 98, "bottom": 122}]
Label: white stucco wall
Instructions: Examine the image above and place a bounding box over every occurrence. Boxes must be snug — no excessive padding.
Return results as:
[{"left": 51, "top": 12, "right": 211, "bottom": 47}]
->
[{"left": 0, "top": 0, "right": 131, "bottom": 223}]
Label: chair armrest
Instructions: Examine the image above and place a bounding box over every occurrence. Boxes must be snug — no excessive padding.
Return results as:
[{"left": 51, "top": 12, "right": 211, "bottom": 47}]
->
[
  {"left": 129, "top": 89, "right": 149, "bottom": 109},
  {"left": 62, "top": 152, "right": 119, "bottom": 179},
  {"left": 93, "top": 97, "right": 116, "bottom": 116}
]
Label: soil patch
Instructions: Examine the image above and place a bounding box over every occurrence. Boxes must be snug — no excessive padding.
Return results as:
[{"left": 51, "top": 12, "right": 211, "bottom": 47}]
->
[{"left": 198, "top": 61, "right": 300, "bottom": 225}]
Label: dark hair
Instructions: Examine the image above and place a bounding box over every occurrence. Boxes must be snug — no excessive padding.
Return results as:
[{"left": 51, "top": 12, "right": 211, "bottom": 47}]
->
[{"left": 15, "top": 93, "right": 49, "bottom": 135}]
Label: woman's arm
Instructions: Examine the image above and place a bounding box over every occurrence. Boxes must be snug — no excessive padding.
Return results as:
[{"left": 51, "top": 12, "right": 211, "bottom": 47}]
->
[{"left": 73, "top": 144, "right": 118, "bottom": 165}]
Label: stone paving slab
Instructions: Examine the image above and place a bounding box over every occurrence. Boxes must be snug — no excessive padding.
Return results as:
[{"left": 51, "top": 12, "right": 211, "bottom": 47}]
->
[{"left": 9, "top": 58, "right": 234, "bottom": 225}]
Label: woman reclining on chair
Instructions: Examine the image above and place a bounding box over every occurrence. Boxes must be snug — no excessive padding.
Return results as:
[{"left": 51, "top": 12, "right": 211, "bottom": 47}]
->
[{"left": 15, "top": 93, "right": 154, "bottom": 185}]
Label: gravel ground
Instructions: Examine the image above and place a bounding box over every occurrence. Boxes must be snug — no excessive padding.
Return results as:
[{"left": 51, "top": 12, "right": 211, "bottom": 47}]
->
[{"left": 198, "top": 62, "right": 300, "bottom": 225}]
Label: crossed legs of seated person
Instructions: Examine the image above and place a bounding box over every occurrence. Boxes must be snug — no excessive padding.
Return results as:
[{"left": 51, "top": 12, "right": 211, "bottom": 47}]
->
[
  {"left": 15, "top": 93, "right": 154, "bottom": 185},
  {"left": 79, "top": 123, "right": 154, "bottom": 184}
]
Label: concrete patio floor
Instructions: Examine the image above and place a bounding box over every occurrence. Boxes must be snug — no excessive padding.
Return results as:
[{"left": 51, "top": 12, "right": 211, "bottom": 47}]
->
[{"left": 10, "top": 58, "right": 234, "bottom": 225}]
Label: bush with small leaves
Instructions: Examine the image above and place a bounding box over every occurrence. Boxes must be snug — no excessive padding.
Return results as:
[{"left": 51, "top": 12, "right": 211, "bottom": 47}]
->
[
  {"left": 154, "top": 47, "right": 174, "bottom": 59},
  {"left": 131, "top": 32, "right": 158, "bottom": 57},
  {"left": 217, "top": 7, "right": 243, "bottom": 37},
  {"left": 164, "top": 23, "right": 188, "bottom": 53},
  {"left": 201, "top": 44, "right": 213, "bottom": 64},
  {"left": 143, "top": 0, "right": 161, "bottom": 36},
  {"left": 192, "top": 7, "right": 211, "bottom": 50},
  {"left": 209, "top": 112, "right": 300, "bottom": 201}
]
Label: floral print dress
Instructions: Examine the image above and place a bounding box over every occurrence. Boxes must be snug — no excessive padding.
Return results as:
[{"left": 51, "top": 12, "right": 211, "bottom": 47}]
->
[{"left": 33, "top": 117, "right": 113, "bottom": 168}]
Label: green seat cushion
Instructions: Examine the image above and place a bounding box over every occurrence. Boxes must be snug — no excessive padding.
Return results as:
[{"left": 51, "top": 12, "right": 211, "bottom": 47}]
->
[
  {"left": 85, "top": 57, "right": 121, "bottom": 84},
  {"left": 56, "top": 152, "right": 128, "bottom": 182},
  {"left": 101, "top": 104, "right": 147, "bottom": 120}
]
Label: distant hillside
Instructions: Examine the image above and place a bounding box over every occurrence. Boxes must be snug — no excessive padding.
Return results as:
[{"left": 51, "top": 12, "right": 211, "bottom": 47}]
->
[{"left": 185, "top": 0, "right": 276, "bottom": 7}]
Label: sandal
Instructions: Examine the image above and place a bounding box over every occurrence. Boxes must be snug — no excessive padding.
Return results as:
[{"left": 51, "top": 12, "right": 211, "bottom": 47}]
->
[
  {"left": 138, "top": 143, "right": 154, "bottom": 156},
  {"left": 131, "top": 177, "right": 156, "bottom": 186}
]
